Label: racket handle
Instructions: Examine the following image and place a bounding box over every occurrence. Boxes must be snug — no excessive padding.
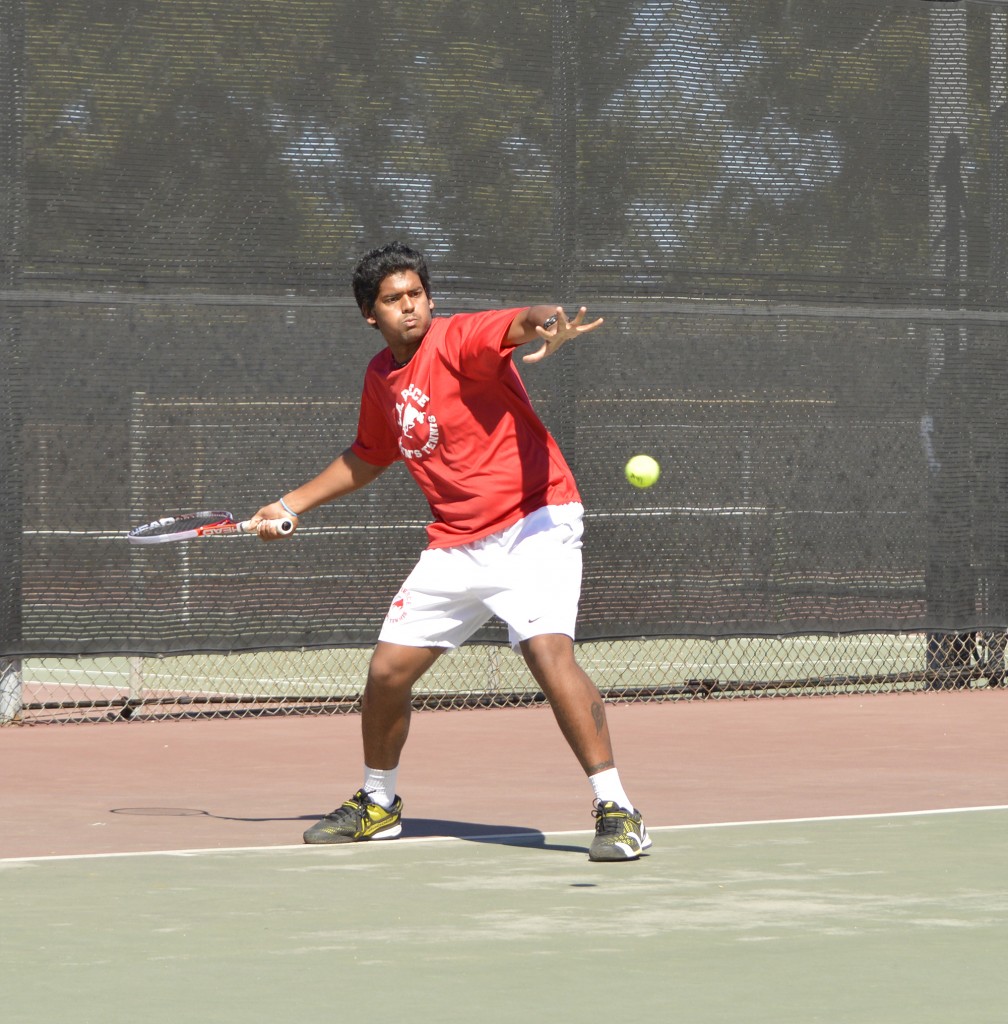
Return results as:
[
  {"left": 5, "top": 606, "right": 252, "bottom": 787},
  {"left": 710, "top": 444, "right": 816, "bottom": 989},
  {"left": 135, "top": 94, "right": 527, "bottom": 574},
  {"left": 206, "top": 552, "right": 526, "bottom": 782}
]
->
[{"left": 239, "top": 517, "right": 295, "bottom": 535}]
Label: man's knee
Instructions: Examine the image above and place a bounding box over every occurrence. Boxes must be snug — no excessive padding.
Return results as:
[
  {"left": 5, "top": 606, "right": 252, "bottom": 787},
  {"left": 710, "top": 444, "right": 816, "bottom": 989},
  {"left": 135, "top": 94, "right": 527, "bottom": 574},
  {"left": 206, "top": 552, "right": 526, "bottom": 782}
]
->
[
  {"left": 520, "top": 633, "right": 578, "bottom": 680},
  {"left": 368, "top": 642, "right": 441, "bottom": 692}
]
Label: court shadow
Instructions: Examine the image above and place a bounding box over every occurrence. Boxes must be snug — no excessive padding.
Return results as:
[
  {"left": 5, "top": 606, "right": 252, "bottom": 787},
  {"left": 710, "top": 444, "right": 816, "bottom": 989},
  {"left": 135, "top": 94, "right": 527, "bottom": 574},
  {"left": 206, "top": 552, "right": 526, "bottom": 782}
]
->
[
  {"left": 109, "top": 809, "right": 588, "bottom": 853},
  {"left": 110, "top": 807, "right": 319, "bottom": 823},
  {"left": 404, "top": 817, "right": 588, "bottom": 854}
]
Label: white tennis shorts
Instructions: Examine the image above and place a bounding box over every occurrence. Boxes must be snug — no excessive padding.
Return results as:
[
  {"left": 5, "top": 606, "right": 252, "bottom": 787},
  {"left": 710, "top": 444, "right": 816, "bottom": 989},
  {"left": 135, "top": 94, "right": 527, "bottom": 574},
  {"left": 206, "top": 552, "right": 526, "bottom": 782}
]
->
[{"left": 378, "top": 503, "right": 585, "bottom": 649}]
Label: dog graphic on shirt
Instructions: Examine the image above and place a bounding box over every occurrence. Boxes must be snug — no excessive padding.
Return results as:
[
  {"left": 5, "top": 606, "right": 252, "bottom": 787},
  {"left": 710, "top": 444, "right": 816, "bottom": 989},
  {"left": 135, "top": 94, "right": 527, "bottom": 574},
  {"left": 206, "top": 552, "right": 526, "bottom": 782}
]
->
[{"left": 396, "top": 384, "right": 440, "bottom": 460}]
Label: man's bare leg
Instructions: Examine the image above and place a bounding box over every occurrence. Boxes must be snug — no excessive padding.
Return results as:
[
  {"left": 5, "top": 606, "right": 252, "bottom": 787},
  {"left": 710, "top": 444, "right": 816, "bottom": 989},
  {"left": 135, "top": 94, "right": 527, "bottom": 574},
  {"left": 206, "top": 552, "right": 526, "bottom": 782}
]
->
[
  {"left": 302, "top": 641, "right": 440, "bottom": 845},
  {"left": 519, "top": 632, "right": 615, "bottom": 775},
  {"left": 520, "top": 633, "right": 650, "bottom": 861},
  {"left": 361, "top": 640, "right": 442, "bottom": 768}
]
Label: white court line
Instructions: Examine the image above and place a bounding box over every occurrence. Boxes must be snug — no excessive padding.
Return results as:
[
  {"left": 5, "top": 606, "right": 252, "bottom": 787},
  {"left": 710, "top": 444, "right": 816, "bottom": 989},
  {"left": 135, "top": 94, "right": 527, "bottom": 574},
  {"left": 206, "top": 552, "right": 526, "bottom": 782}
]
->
[{"left": 3, "top": 803, "right": 1006, "bottom": 866}]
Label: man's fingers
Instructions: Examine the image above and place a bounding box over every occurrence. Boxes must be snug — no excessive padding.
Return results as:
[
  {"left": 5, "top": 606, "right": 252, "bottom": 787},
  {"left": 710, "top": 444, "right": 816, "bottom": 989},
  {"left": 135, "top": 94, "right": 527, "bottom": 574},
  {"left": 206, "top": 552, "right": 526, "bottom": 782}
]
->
[
  {"left": 526, "top": 307, "right": 603, "bottom": 361},
  {"left": 522, "top": 342, "right": 550, "bottom": 363},
  {"left": 255, "top": 517, "right": 294, "bottom": 541}
]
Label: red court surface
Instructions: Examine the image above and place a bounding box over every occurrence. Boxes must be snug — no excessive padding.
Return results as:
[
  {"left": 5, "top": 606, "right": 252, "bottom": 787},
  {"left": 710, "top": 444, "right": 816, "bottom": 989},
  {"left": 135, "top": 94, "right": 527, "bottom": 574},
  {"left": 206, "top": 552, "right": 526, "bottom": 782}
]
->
[{"left": 3, "top": 689, "right": 1007, "bottom": 859}]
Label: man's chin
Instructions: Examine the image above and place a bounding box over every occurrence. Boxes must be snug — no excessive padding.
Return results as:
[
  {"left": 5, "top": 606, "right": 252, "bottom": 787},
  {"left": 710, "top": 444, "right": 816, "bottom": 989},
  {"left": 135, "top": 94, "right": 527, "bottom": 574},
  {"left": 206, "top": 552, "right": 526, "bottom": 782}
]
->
[{"left": 401, "top": 324, "right": 428, "bottom": 343}]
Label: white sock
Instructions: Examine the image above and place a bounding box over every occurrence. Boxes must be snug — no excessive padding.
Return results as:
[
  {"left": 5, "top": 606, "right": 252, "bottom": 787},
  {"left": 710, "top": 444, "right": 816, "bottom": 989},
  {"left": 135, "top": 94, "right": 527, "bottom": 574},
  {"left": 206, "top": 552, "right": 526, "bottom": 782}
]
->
[
  {"left": 589, "top": 767, "right": 633, "bottom": 811},
  {"left": 362, "top": 766, "right": 398, "bottom": 810}
]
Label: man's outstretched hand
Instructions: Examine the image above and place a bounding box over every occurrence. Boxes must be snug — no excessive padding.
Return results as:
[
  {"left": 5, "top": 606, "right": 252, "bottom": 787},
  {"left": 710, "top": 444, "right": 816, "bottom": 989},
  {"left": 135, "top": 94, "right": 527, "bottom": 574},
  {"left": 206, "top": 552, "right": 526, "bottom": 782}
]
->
[{"left": 522, "top": 306, "right": 604, "bottom": 363}]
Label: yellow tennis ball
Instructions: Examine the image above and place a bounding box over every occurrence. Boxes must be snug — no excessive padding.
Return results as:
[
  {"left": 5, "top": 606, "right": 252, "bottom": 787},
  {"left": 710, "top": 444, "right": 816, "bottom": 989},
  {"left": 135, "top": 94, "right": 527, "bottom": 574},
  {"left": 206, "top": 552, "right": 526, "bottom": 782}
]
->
[{"left": 625, "top": 454, "right": 660, "bottom": 488}]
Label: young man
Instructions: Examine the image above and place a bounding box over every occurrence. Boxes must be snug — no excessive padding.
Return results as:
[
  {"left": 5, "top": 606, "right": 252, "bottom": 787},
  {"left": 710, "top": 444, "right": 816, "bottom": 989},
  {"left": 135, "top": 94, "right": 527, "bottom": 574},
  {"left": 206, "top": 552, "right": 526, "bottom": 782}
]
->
[{"left": 252, "top": 242, "right": 649, "bottom": 861}]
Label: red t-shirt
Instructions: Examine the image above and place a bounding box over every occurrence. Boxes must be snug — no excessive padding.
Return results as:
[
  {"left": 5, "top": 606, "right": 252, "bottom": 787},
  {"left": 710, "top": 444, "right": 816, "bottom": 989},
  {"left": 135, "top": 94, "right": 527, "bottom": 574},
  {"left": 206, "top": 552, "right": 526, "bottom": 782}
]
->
[{"left": 351, "top": 308, "right": 581, "bottom": 548}]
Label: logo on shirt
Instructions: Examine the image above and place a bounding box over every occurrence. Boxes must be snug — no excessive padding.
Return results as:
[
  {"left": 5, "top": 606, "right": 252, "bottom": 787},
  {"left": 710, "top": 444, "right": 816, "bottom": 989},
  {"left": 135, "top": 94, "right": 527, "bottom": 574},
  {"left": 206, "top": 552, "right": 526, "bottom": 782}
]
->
[{"left": 396, "top": 383, "right": 440, "bottom": 460}]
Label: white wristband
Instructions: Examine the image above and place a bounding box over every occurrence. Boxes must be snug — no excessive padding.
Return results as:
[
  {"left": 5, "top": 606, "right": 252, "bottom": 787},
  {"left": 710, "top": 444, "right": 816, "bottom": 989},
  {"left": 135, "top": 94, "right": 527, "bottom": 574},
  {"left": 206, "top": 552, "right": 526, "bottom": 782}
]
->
[{"left": 279, "top": 497, "right": 299, "bottom": 518}]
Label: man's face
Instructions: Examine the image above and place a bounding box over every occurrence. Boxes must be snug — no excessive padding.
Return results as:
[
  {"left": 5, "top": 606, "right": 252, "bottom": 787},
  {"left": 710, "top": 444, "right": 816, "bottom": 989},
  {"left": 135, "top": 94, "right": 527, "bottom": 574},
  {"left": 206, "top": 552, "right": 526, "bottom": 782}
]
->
[{"left": 365, "top": 270, "right": 434, "bottom": 349}]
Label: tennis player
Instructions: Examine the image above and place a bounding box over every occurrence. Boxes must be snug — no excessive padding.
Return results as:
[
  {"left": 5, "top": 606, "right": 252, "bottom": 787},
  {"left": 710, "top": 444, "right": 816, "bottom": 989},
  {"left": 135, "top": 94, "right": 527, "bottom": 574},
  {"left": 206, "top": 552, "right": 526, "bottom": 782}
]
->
[{"left": 251, "top": 241, "right": 650, "bottom": 862}]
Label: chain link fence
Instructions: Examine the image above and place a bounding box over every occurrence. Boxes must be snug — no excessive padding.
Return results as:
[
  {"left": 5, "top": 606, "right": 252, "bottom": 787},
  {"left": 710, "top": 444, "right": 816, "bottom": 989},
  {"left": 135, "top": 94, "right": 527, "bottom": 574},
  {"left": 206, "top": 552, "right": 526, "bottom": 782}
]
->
[
  {"left": 4, "top": 3, "right": 1008, "bottom": 726},
  {"left": 4, "top": 631, "right": 1003, "bottom": 724}
]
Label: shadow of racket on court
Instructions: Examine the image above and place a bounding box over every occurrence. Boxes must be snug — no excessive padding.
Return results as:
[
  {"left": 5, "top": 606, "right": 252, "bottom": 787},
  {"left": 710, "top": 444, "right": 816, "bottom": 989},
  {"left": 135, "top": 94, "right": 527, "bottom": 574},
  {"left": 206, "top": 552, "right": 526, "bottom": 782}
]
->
[
  {"left": 109, "top": 809, "right": 589, "bottom": 853},
  {"left": 110, "top": 807, "right": 318, "bottom": 823}
]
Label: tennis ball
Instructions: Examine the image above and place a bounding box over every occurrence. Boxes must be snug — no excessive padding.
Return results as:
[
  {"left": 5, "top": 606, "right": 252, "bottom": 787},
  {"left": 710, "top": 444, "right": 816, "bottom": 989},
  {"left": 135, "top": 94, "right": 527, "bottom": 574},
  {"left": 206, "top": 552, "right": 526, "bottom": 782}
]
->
[{"left": 625, "top": 454, "right": 660, "bottom": 488}]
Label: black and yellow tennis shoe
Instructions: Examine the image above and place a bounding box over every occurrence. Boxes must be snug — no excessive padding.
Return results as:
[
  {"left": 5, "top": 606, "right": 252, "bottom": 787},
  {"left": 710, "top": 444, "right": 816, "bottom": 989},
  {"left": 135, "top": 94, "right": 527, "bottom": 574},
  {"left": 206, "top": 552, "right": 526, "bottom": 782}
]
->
[
  {"left": 303, "top": 788, "right": 403, "bottom": 844},
  {"left": 588, "top": 800, "right": 652, "bottom": 861}
]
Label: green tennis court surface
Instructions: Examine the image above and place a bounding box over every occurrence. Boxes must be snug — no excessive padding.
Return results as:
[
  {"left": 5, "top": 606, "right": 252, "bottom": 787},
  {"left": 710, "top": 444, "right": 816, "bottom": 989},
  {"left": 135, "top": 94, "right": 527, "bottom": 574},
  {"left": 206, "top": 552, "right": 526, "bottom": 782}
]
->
[{"left": 4, "top": 808, "right": 1005, "bottom": 1024}]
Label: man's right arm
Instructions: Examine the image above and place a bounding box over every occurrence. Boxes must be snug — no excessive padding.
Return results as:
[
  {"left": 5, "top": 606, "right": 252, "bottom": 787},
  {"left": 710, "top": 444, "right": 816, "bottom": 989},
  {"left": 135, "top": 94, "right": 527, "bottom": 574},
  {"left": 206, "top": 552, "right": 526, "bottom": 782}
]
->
[{"left": 251, "top": 447, "right": 390, "bottom": 538}]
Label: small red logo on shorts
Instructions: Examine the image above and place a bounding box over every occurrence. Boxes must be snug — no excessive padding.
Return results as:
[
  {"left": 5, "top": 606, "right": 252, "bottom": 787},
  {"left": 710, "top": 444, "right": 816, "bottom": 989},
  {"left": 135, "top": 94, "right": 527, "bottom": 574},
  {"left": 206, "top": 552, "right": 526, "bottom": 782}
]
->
[{"left": 386, "top": 588, "right": 412, "bottom": 624}]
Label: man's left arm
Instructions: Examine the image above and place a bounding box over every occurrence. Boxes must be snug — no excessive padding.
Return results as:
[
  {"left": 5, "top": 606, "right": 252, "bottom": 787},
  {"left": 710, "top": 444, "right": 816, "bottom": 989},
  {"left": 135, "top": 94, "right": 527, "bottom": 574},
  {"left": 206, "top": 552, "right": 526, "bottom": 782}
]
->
[{"left": 504, "top": 305, "right": 604, "bottom": 362}]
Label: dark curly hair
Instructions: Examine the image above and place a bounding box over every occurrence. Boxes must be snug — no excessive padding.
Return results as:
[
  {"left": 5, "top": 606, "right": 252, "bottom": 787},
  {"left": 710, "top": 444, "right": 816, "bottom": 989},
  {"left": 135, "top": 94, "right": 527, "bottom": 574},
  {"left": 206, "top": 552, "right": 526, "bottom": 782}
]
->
[{"left": 351, "top": 241, "right": 432, "bottom": 321}]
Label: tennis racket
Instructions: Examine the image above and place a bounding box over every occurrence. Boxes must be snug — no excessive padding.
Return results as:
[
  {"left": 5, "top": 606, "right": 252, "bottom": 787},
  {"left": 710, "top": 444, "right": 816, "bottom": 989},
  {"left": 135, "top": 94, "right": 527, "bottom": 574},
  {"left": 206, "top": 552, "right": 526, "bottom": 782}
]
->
[{"left": 126, "top": 510, "right": 294, "bottom": 545}]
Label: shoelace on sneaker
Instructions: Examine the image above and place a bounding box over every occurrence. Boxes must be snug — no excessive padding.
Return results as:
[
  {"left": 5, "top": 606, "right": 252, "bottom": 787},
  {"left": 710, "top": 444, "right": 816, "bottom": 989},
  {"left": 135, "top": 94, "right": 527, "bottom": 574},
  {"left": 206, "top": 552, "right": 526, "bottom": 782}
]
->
[
  {"left": 592, "top": 803, "right": 622, "bottom": 834},
  {"left": 327, "top": 789, "right": 370, "bottom": 823}
]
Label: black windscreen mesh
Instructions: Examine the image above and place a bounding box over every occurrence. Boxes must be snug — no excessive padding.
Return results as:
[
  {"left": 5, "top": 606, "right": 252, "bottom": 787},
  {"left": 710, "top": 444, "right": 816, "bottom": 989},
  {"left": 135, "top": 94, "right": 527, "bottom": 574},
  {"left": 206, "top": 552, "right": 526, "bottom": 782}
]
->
[{"left": 3, "top": 0, "right": 1007, "bottom": 656}]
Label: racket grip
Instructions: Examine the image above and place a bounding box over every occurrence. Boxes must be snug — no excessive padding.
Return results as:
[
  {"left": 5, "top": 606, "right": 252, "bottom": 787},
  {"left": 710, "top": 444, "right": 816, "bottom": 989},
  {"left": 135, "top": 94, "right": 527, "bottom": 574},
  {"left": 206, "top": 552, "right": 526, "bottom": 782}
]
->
[{"left": 239, "top": 517, "right": 295, "bottom": 535}]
